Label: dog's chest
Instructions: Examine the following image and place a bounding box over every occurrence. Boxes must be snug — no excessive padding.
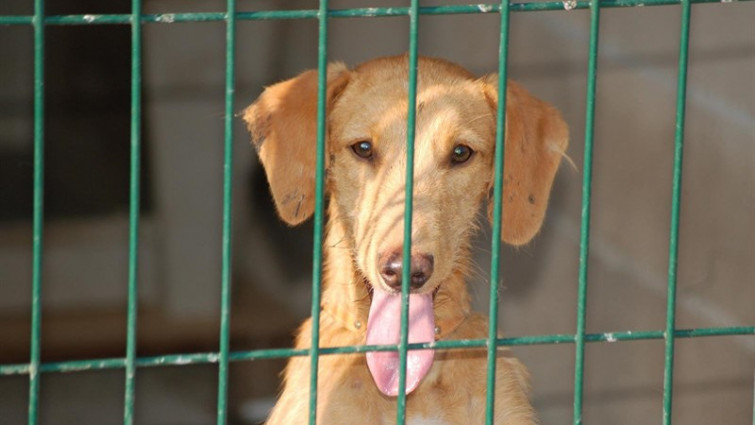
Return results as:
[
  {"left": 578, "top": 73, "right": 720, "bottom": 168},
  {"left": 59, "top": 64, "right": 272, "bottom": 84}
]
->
[{"left": 405, "top": 416, "right": 453, "bottom": 425}]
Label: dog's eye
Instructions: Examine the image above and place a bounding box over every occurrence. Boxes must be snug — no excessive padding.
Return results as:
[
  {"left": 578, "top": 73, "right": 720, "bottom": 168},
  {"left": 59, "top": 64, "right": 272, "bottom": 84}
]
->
[
  {"left": 450, "top": 144, "right": 473, "bottom": 164},
  {"left": 351, "top": 140, "right": 374, "bottom": 160}
]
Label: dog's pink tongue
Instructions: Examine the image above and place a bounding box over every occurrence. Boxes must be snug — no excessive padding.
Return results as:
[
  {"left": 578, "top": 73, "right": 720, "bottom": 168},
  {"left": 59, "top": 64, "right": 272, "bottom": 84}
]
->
[{"left": 366, "top": 288, "right": 435, "bottom": 397}]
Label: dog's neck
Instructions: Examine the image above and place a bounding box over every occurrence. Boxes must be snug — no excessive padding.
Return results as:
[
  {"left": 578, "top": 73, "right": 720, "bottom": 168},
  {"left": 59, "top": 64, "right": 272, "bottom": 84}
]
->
[{"left": 320, "top": 203, "right": 471, "bottom": 340}]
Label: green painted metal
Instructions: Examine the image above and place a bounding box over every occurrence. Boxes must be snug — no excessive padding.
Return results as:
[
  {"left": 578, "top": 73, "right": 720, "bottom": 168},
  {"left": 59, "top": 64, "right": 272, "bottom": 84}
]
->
[
  {"left": 3, "top": 1, "right": 754, "bottom": 424},
  {"left": 28, "top": 0, "right": 45, "bottom": 424},
  {"left": 215, "top": 1, "right": 237, "bottom": 425},
  {"left": 396, "top": 1, "right": 420, "bottom": 423},
  {"left": 2, "top": 326, "right": 751, "bottom": 378},
  {"left": 2, "top": 0, "right": 754, "bottom": 26},
  {"left": 573, "top": 0, "right": 600, "bottom": 424},
  {"left": 308, "top": 1, "right": 330, "bottom": 423},
  {"left": 663, "top": 0, "right": 692, "bottom": 423},
  {"left": 485, "top": 0, "right": 511, "bottom": 423},
  {"left": 1, "top": 326, "right": 752, "bottom": 377},
  {"left": 123, "top": 0, "right": 142, "bottom": 424}
]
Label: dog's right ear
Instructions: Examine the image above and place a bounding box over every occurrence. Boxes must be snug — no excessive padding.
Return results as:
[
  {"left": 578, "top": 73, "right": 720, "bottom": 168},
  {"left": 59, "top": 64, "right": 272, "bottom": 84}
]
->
[
  {"left": 243, "top": 63, "right": 351, "bottom": 225},
  {"left": 480, "top": 76, "right": 569, "bottom": 246}
]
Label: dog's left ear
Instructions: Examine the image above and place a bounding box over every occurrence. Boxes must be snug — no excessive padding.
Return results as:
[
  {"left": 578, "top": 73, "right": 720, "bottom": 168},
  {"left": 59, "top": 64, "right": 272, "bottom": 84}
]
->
[
  {"left": 480, "top": 75, "right": 569, "bottom": 246},
  {"left": 243, "top": 63, "right": 351, "bottom": 225}
]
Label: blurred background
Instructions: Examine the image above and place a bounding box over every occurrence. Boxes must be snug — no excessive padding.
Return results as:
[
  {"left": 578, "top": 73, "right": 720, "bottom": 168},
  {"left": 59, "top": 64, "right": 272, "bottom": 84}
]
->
[{"left": 0, "top": 0, "right": 753, "bottom": 424}]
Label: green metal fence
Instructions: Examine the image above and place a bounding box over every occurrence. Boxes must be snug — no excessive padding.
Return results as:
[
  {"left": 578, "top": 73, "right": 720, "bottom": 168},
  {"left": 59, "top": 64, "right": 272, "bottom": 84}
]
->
[{"left": 1, "top": 2, "right": 754, "bottom": 425}]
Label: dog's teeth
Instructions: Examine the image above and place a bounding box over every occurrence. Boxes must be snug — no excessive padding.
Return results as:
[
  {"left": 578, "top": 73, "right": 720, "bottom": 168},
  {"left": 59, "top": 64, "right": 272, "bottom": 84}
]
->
[
  {"left": 354, "top": 320, "right": 362, "bottom": 329},
  {"left": 434, "top": 326, "right": 441, "bottom": 335}
]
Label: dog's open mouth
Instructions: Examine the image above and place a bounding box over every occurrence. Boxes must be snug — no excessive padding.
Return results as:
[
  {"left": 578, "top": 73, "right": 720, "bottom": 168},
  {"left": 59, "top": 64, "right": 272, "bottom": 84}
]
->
[{"left": 364, "top": 282, "right": 436, "bottom": 397}]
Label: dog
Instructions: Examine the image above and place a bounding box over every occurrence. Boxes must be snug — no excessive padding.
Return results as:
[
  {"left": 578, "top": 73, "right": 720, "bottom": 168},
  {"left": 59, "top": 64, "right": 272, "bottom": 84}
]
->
[{"left": 243, "top": 55, "right": 568, "bottom": 425}]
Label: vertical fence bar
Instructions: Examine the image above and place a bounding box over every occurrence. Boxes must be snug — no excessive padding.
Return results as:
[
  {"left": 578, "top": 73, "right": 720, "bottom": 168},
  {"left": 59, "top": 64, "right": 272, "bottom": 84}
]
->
[
  {"left": 216, "top": 0, "right": 236, "bottom": 423},
  {"left": 28, "top": 0, "right": 45, "bottom": 424},
  {"left": 485, "top": 0, "right": 511, "bottom": 423},
  {"left": 662, "top": 0, "right": 691, "bottom": 423},
  {"left": 308, "top": 0, "right": 330, "bottom": 423},
  {"left": 123, "top": 0, "right": 142, "bottom": 424},
  {"left": 396, "top": 0, "right": 420, "bottom": 423},
  {"left": 573, "top": 1, "right": 601, "bottom": 424}
]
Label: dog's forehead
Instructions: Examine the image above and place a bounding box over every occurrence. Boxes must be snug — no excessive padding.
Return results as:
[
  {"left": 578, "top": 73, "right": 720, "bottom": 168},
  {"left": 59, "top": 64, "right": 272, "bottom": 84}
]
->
[
  {"left": 340, "top": 56, "right": 476, "bottom": 101},
  {"left": 332, "top": 62, "right": 490, "bottom": 143},
  {"left": 350, "top": 59, "right": 477, "bottom": 95}
]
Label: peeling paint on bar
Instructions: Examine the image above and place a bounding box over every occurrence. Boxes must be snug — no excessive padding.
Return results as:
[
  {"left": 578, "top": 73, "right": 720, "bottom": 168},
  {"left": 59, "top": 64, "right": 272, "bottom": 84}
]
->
[
  {"left": 28, "top": 364, "right": 37, "bottom": 380},
  {"left": 563, "top": 0, "right": 578, "bottom": 9},
  {"left": 361, "top": 7, "right": 382, "bottom": 16},
  {"left": 156, "top": 13, "right": 175, "bottom": 23},
  {"left": 174, "top": 356, "right": 195, "bottom": 365},
  {"left": 56, "top": 360, "right": 120, "bottom": 373}
]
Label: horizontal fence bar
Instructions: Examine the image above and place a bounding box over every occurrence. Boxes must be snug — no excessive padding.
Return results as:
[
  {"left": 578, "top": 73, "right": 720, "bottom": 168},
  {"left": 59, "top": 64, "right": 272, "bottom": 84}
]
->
[
  {"left": 1, "top": 0, "right": 753, "bottom": 26},
  {"left": 2, "top": 326, "right": 752, "bottom": 377}
]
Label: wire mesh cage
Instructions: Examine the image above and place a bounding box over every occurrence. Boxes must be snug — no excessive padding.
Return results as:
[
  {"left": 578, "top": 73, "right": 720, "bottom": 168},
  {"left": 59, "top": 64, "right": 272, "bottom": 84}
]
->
[{"left": 0, "top": 1, "right": 753, "bottom": 425}]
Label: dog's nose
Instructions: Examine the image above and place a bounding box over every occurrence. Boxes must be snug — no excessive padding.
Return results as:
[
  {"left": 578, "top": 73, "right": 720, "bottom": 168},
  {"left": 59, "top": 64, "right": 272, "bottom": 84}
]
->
[{"left": 378, "top": 251, "right": 434, "bottom": 291}]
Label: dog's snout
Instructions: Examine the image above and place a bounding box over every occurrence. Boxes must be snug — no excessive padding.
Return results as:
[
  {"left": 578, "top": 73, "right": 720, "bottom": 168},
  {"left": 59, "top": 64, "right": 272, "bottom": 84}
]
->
[
  {"left": 378, "top": 251, "right": 434, "bottom": 291},
  {"left": 410, "top": 254, "right": 434, "bottom": 288}
]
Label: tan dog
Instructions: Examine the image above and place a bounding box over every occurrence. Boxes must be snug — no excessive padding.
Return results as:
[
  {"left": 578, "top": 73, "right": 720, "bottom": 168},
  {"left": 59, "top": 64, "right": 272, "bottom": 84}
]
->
[{"left": 244, "top": 55, "right": 567, "bottom": 425}]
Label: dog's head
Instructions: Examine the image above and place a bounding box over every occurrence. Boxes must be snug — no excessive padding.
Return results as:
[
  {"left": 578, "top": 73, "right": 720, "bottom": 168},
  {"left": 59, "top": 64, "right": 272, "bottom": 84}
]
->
[
  {"left": 244, "top": 55, "right": 567, "bottom": 294},
  {"left": 244, "top": 55, "right": 567, "bottom": 395}
]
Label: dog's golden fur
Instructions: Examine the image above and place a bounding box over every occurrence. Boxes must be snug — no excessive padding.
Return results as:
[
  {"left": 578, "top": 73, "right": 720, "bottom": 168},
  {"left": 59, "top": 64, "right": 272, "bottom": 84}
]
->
[{"left": 244, "top": 55, "right": 568, "bottom": 425}]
